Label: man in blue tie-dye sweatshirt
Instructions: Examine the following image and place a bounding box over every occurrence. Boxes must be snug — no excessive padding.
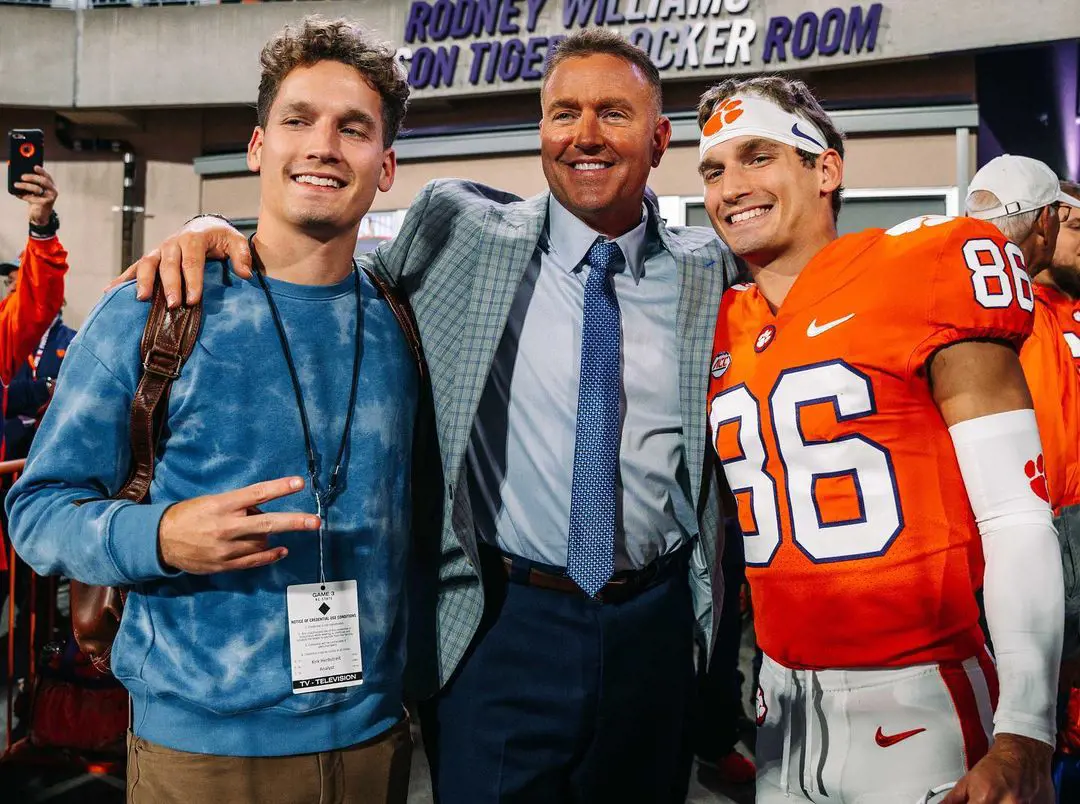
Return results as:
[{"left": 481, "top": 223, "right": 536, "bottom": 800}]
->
[{"left": 7, "top": 17, "right": 419, "bottom": 804}]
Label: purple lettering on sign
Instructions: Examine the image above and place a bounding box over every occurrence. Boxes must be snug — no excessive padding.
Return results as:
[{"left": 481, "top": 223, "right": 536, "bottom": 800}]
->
[
  {"left": 409, "top": 46, "right": 435, "bottom": 88},
  {"left": 818, "top": 7, "right": 845, "bottom": 56},
  {"left": 600, "top": 0, "right": 625, "bottom": 24},
  {"left": 485, "top": 40, "right": 502, "bottom": 82},
  {"left": 563, "top": 0, "right": 598, "bottom": 28},
  {"left": 624, "top": 0, "right": 647, "bottom": 23},
  {"left": 844, "top": 3, "right": 882, "bottom": 55},
  {"left": 525, "top": 0, "right": 547, "bottom": 33},
  {"left": 498, "top": 0, "right": 522, "bottom": 34},
  {"left": 429, "top": 0, "right": 454, "bottom": 42},
  {"left": 521, "top": 36, "right": 547, "bottom": 80},
  {"left": 653, "top": 26, "right": 678, "bottom": 70},
  {"left": 628, "top": 27, "right": 652, "bottom": 54},
  {"left": 449, "top": 0, "right": 477, "bottom": 38},
  {"left": 498, "top": 38, "right": 526, "bottom": 81},
  {"left": 408, "top": 45, "right": 460, "bottom": 88},
  {"left": 469, "top": 41, "right": 493, "bottom": 84},
  {"left": 405, "top": 2, "right": 431, "bottom": 44},
  {"left": 411, "top": 1, "right": 883, "bottom": 90},
  {"left": 762, "top": 15, "right": 792, "bottom": 63},
  {"left": 432, "top": 45, "right": 460, "bottom": 87},
  {"left": 674, "top": 23, "right": 705, "bottom": 69},
  {"left": 475, "top": 0, "right": 500, "bottom": 36},
  {"left": 791, "top": 12, "right": 819, "bottom": 59}
]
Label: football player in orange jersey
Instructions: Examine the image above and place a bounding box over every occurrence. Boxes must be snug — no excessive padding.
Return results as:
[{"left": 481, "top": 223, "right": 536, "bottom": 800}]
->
[
  {"left": 699, "top": 76, "right": 1062, "bottom": 803},
  {"left": 1033, "top": 180, "right": 1080, "bottom": 371},
  {"left": 966, "top": 157, "right": 1080, "bottom": 516}
]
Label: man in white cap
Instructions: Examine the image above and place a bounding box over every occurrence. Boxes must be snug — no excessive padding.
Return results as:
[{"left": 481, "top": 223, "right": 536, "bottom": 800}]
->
[
  {"left": 966, "top": 155, "right": 1076, "bottom": 278},
  {"left": 966, "top": 156, "right": 1080, "bottom": 516},
  {"left": 699, "top": 76, "right": 1061, "bottom": 803}
]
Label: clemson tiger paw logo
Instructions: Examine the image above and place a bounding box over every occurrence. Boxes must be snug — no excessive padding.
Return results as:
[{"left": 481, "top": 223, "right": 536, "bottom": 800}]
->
[
  {"left": 702, "top": 98, "right": 745, "bottom": 136},
  {"left": 754, "top": 325, "right": 776, "bottom": 353},
  {"left": 755, "top": 685, "right": 768, "bottom": 726},
  {"left": 1024, "top": 454, "right": 1050, "bottom": 503}
]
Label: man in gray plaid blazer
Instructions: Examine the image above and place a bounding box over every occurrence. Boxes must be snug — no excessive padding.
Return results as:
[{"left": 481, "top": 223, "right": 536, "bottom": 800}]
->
[{"left": 128, "top": 27, "right": 737, "bottom": 804}]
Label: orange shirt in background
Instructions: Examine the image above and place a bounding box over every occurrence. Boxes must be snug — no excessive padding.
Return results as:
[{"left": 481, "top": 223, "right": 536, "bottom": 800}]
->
[
  {"left": 1019, "top": 288, "right": 1080, "bottom": 510},
  {"left": 0, "top": 234, "right": 67, "bottom": 570},
  {"left": 1035, "top": 284, "right": 1080, "bottom": 372},
  {"left": 1, "top": 235, "right": 68, "bottom": 385}
]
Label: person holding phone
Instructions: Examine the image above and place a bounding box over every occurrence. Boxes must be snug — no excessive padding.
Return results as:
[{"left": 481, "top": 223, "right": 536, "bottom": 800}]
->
[{"left": 0, "top": 162, "right": 68, "bottom": 462}]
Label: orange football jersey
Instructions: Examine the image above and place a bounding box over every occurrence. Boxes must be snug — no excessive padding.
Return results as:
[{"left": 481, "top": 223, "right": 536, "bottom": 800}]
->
[
  {"left": 1019, "top": 290, "right": 1080, "bottom": 510},
  {"left": 1034, "top": 284, "right": 1080, "bottom": 371},
  {"left": 708, "top": 216, "right": 1035, "bottom": 669}
]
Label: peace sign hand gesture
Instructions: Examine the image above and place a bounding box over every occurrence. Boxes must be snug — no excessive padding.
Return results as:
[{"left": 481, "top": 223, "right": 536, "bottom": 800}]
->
[{"left": 157, "top": 476, "right": 319, "bottom": 574}]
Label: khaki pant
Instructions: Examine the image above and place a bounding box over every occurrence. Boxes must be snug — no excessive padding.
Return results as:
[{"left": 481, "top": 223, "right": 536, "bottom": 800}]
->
[{"left": 126, "top": 718, "right": 412, "bottom": 804}]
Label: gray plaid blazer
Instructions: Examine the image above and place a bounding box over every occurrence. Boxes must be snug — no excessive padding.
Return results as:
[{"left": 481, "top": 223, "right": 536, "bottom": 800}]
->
[{"left": 367, "top": 179, "right": 737, "bottom": 696}]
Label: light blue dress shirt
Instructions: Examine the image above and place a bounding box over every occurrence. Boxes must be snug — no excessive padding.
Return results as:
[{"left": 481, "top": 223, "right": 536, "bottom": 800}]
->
[{"left": 466, "top": 195, "right": 698, "bottom": 571}]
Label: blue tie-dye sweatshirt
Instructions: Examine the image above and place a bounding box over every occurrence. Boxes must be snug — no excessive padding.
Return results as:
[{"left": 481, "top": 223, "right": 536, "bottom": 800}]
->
[{"left": 6, "top": 261, "right": 417, "bottom": 756}]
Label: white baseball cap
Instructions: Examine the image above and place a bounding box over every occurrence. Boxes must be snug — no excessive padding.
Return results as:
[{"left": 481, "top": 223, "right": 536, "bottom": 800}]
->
[{"left": 967, "top": 154, "right": 1080, "bottom": 219}]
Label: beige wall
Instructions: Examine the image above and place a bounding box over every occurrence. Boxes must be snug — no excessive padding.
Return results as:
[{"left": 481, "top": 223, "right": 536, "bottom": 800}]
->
[
  {"left": 844, "top": 133, "right": 978, "bottom": 189},
  {"left": 200, "top": 174, "right": 259, "bottom": 222},
  {"left": 0, "top": 8, "right": 76, "bottom": 108},
  {"left": 143, "top": 110, "right": 212, "bottom": 253},
  {"left": 145, "top": 160, "right": 202, "bottom": 258}
]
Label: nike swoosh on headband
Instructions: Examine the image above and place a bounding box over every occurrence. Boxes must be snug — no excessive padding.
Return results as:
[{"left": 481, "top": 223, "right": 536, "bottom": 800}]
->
[{"left": 791, "top": 122, "right": 825, "bottom": 150}]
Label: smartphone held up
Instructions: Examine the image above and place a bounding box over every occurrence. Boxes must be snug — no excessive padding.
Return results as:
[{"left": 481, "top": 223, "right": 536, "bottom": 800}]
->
[{"left": 7, "top": 129, "right": 45, "bottom": 197}]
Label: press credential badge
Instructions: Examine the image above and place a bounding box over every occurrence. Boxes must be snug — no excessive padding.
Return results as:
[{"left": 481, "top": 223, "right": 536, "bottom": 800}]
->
[{"left": 286, "top": 580, "right": 363, "bottom": 693}]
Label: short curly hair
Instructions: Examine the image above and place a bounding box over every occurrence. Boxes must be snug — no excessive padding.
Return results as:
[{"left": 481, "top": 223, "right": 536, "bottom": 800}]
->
[
  {"left": 698, "top": 75, "right": 845, "bottom": 221},
  {"left": 257, "top": 15, "right": 410, "bottom": 148}
]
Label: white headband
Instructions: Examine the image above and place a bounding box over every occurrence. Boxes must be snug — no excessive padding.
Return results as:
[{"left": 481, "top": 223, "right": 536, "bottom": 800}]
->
[{"left": 699, "top": 94, "right": 829, "bottom": 159}]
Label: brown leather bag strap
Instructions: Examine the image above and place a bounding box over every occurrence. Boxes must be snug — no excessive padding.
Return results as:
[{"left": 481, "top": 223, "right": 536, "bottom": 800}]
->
[
  {"left": 115, "top": 282, "right": 202, "bottom": 503},
  {"left": 362, "top": 267, "right": 424, "bottom": 380}
]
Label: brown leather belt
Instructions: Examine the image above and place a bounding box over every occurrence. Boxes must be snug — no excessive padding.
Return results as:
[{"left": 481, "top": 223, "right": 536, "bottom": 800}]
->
[{"left": 489, "top": 543, "right": 690, "bottom": 605}]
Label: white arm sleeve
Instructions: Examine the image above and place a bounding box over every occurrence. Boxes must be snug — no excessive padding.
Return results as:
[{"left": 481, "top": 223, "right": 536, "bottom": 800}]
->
[{"left": 949, "top": 408, "right": 1063, "bottom": 746}]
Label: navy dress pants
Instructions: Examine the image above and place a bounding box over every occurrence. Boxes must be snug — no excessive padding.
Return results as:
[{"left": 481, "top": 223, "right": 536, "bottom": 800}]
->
[{"left": 419, "top": 547, "right": 697, "bottom": 804}]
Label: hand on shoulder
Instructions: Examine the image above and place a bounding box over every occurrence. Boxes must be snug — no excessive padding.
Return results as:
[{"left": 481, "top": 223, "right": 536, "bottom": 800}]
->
[{"left": 107, "top": 215, "right": 252, "bottom": 308}]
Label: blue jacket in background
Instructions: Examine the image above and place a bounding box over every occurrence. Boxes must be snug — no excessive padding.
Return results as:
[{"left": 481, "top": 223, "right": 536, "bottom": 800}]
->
[
  {"left": 4, "top": 316, "right": 76, "bottom": 459},
  {"left": 7, "top": 262, "right": 418, "bottom": 756}
]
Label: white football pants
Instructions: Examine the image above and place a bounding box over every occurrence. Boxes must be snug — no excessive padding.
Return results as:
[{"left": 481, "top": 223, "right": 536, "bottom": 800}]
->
[{"left": 756, "top": 649, "right": 997, "bottom": 804}]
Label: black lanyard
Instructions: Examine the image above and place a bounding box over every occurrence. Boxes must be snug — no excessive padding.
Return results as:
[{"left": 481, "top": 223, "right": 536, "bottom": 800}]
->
[{"left": 250, "top": 243, "right": 363, "bottom": 585}]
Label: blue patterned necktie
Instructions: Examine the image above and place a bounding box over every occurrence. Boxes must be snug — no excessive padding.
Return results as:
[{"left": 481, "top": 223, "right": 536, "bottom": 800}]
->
[{"left": 567, "top": 238, "right": 622, "bottom": 597}]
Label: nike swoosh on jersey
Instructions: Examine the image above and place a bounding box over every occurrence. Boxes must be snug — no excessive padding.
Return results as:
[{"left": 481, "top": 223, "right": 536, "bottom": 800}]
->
[
  {"left": 806, "top": 314, "right": 856, "bottom": 337},
  {"left": 875, "top": 726, "right": 927, "bottom": 747}
]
